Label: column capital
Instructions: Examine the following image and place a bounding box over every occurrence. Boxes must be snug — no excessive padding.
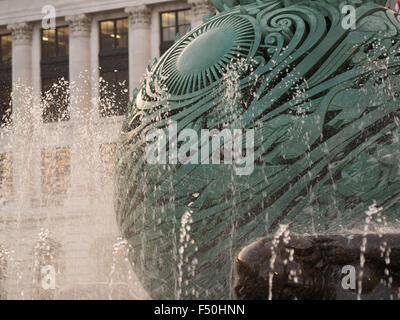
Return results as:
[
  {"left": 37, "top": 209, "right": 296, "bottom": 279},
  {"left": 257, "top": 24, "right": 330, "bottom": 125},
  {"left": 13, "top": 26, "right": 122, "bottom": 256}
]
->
[
  {"left": 125, "top": 5, "right": 152, "bottom": 28},
  {"left": 7, "top": 22, "right": 33, "bottom": 45},
  {"left": 188, "top": 0, "right": 213, "bottom": 17},
  {"left": 65, "top": 13, "right": 92, "bottom": 37}
]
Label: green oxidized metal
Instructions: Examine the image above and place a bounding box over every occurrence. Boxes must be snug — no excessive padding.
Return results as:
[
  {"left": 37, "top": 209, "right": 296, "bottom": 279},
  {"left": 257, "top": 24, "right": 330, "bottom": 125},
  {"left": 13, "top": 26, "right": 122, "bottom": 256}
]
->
[{"left": 116, "top": 0, "right": 400, "bottom": 299}]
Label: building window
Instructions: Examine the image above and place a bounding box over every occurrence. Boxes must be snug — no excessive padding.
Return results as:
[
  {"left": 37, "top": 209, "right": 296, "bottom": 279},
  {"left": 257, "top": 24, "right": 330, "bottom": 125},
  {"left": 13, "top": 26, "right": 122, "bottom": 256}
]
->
[
  {"left": 41, "top": 26, "right": 70, "bottom": 123},
  {"left": 0, "top": 34, "right": 12, "bottom": 127},
  {"left": 100, "top": 143, "right": 117, "bottom": 181},
  {"left": 0, "top": 152, "right": 13, "bottom": 202},
  {"left": 100, "top": 19, "right": 128, "bottom": 50},
  {"left": 99, "top": 18, "right": 129, "bottom": 117},
  {"left": 41, "top": 147, "right": 71, "bottom": 206},
  {"left": 0, "top": 35, "right": 11, "bottom": 63},
  {"left": 160, "top": 9, "right": 191, "bottom": 56}
]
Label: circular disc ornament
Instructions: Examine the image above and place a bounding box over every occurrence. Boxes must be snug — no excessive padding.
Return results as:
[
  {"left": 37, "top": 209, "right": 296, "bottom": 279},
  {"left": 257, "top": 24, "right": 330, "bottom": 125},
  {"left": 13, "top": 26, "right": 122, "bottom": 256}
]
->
[{"left": 155, "top": 14, "right": 261, "bottom": 96}]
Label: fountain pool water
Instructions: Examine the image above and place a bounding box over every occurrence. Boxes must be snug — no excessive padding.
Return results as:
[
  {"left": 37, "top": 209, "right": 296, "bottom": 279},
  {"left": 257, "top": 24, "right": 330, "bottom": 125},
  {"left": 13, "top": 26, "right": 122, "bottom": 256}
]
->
[{"left": 0, "top": 73, "right": 149, "bottom": 299}]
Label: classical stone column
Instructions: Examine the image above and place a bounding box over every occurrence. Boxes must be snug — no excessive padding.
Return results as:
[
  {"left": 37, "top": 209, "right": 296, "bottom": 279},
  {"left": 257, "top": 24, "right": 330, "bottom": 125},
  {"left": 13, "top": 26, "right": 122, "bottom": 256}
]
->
[
  {"left": 5, "top": 22, "right": 34, "bottom": 299},
  {"left": 66, "top": 14, "right": 92, "bottom": 118},
  {"left": 64, "top": 13, "right": 97, "bottom": 287},
  {"left": 188, "top": 0, "right": 214, "bottom": 28},
  {"left": 7, "top": 23, "right": 33, "bottom": 91},
  {"left": 7, "top": 22, "right": 34, "bottom": 211},
  {"left": 125, "top": 5, "right": 152, "bottom": 94},
  {"left": 29, "top": 24, "right": 43, "bottom": 209},
  {"left": 65, "top": 14, "right": 94, "bottom": 209}
]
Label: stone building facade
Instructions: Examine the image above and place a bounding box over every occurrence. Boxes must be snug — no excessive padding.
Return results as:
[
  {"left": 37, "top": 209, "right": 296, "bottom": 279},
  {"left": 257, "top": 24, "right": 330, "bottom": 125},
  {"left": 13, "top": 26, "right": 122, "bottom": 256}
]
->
[{"left": 0, "top": 0, "right": 214, "bottom": 299}]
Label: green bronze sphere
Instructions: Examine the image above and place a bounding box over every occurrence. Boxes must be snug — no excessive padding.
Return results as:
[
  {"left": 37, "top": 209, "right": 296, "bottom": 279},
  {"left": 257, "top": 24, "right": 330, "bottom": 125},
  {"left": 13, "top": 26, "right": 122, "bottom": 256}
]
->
[{"left": 116, "top": 0, "right": 400, "bottom": 299}]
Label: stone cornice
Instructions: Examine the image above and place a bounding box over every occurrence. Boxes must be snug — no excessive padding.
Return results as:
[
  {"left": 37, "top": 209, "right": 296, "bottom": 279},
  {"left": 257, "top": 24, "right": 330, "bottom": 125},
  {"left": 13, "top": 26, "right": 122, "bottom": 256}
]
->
[
  {"left": 65, "top": 13, "right": 92, "bottom": 37},
  {"left": 125, "top": 5, "right": 151, "bottom": 28},
  {"left": 187, "top": 0, "right": 214, "bottom": 16},
  {"left": 6, "top": 22, "right": 33, "bottom": 45}
]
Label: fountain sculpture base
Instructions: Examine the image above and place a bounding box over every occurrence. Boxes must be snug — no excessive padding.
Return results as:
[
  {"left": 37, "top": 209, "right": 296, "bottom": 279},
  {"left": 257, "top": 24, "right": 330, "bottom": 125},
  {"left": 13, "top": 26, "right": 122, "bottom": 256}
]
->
[{"left": 234, "top": 234, "right": 400, "bottom": 300}]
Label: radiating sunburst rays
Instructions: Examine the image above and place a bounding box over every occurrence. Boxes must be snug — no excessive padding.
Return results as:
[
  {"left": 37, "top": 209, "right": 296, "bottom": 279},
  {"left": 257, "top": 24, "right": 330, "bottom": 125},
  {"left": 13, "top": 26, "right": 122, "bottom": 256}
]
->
[{"left": 157, "top": 14, "right": 259, "bottom": 96}]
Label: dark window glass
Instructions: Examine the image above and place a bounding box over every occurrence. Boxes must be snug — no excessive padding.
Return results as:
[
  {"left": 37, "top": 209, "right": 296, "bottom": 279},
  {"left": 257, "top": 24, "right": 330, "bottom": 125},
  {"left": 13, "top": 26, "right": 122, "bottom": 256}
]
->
[
  {"left": 41, "top": 147, "right": 71, "bottom": 207},
  {"left": 41, "top": 26, "right": 70, "bottom": 122},
  {"left": 100, "top": 20, "right": 114, "bottom": 50},
  {"left": 57, "top": 27, "right": 69, "bottom": 57},
  {"left": 116, "top": 19, "right": 128, "bottom": 49},
  {"left": 99, "top": 69, "right": 129, "bottom": 117},
  {"left": 42, "top": 77, "right": 70, "bottom": 122},
  {"left": 160, "top": 9, "right": 191, "bottom": 56},
  {"left": 0, "top": 35, "right": 12, "bottom": 63},
  {"left": 100, "top": 18, "right": 129, "bottom": 50},
  {"left": 0, "top": 34, "right": 12, "bottom": 127},
  {"left": 99, "top": 18, "right": 129, "bottom": 117},
  {"left": 42, "top": 29, "right": 56, "bottom": 58},
  {"left": 42, "top": 27, "right": 68, "bottom": 59},
  {"left": 178, "top": 10, "right": 191, "bottom": 36},
  {"left": 0, "top": 83, "right": 11, "bottom": 127}
]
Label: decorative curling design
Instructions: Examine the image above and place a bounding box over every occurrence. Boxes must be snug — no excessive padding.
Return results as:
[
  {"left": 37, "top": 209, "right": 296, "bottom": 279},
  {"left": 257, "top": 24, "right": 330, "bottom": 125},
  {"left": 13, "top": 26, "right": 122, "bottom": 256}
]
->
[
  {"left": 116, "top": 0, "right": 400, "bottom": 300},
  {"left": 7, "top": 22, "right": 33, "bottom": 45},
  {"left": 65, "top": 14, "right": 91, "bottom": 37}
]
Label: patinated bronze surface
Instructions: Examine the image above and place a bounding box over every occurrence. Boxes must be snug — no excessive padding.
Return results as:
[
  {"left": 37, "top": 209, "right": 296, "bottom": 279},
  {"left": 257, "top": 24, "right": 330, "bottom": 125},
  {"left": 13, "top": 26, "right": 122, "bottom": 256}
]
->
[{"left": 116, "top": 0, "right": 400, "bottom": 299}]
